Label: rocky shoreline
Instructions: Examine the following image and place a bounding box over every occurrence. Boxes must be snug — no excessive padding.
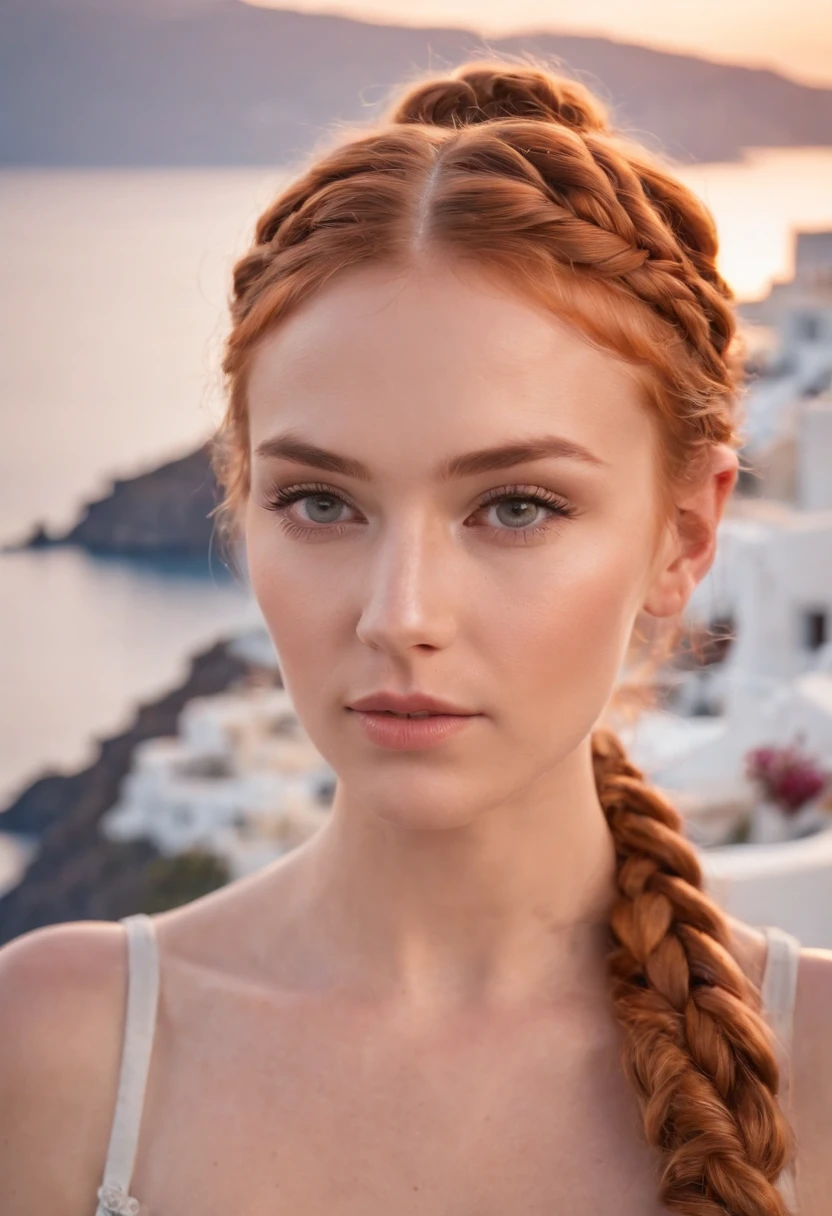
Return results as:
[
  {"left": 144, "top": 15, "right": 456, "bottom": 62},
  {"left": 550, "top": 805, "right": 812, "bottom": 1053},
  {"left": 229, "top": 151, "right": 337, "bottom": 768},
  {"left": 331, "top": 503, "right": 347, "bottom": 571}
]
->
[
  {"left": 5, "top": 441, "right": 221, "bottom": 560},
  {"left": 0, "top": 634, "right": 263, "bottom": 946}
]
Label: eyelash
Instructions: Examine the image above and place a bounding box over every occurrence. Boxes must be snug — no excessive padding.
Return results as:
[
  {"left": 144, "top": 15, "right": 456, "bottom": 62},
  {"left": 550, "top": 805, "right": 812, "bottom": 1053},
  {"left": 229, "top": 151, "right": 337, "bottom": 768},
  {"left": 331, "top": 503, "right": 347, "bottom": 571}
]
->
[{"left": 262, "top": 481, "right": 579, "bottom": 543}]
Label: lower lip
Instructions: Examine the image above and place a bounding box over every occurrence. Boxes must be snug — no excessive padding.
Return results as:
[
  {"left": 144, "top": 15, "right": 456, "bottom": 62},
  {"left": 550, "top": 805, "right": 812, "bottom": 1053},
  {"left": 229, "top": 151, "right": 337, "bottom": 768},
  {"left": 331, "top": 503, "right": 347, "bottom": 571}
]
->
[{"left": 347, "top": 709, "right": 480, "bottom": 750}]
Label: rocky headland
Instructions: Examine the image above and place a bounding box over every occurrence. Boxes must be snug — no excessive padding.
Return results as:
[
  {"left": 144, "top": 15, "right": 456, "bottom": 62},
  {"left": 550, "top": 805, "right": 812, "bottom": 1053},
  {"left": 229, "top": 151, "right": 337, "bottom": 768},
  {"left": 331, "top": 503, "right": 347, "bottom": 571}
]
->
[{"left": 6, "top": 440, "right": 224, "bottom": 561}]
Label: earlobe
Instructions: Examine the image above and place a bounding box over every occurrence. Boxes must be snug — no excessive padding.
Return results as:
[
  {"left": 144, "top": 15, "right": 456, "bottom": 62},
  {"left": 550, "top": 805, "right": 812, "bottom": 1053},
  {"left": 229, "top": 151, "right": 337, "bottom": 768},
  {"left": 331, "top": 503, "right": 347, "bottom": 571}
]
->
[
  {"left": 641, "top": 567, "right": 692, "bottom": 620},
  {"left": 641, "top": 522, "right": 689, "bottom": 619},
  {"left": 645, "top": 510, "right": 717, "bottom": 618},
  {"left": 641, "top": 444, "right": 738, "bottom": 620}
]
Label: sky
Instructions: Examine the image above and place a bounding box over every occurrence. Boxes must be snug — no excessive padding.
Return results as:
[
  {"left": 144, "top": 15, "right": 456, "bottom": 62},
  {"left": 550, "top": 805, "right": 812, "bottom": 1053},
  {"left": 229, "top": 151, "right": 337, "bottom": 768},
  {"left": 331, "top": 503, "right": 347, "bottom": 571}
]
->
[{"left": 246, "top": 0, "right": 832, "bottom": 87}]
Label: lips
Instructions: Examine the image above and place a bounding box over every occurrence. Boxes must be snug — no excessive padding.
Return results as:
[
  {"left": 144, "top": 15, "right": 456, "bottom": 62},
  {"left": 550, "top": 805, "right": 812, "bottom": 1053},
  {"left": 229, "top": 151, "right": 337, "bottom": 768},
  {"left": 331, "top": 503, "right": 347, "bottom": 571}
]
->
[
  {"left": 348, "top": 703, "right": 480, "bottom": 750},
  {"left": 347, "top": 691, "right": 476, "bottom": 716}
]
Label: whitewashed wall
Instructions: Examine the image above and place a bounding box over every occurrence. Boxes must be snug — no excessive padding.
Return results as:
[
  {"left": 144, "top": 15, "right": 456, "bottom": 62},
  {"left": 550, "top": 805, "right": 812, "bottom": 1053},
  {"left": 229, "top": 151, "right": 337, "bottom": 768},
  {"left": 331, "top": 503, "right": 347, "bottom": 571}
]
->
[{"left": 701, "top": 825, "right": 832, "bottom": 948}]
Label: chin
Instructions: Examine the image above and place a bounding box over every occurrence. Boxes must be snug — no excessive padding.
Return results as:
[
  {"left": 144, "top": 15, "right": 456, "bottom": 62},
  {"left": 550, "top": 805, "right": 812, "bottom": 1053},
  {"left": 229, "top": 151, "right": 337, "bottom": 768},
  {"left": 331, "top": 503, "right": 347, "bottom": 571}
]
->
[{"left": 333, "top": 766, "right": 497, "bottom": 832}]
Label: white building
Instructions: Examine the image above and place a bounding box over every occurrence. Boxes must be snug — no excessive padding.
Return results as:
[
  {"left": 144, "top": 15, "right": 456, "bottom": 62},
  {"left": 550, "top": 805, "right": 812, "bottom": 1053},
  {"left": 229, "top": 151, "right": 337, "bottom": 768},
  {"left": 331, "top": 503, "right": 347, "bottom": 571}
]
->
[
  {"left": 797, "top": 397, "right": 832, "bottom": 512},
  {"left": 693, "top": 500, "right": 831, "bottom": 684},
  {"left": 620, "top": 375, "right": 832, "bottom": 944},
  {"left": 738, "top": 230, "right": 832, "bottom": 459},
  {"left": 102, "top": 684, "right": 335, "bottom": 874}
]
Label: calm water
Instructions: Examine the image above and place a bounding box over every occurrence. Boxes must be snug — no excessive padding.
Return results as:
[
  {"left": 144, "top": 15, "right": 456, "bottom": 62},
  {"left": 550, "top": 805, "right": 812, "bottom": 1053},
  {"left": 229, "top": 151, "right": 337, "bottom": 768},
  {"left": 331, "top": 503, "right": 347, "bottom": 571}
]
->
[
  {"left": 0, "top": 168, "right": 293, "bottom": 809},
  {"left": 1, "top": 152, "right": 831, "bottom": 813},
  {"left": 676, "top": 147, "right": 832, "bottom": 300}
]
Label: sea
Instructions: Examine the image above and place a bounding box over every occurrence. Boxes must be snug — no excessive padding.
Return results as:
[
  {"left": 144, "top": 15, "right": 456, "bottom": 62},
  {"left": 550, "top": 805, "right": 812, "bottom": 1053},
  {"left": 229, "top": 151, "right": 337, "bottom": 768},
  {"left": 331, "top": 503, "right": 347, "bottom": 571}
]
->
[
  {"left": 1, "top": 149, "right": 832, "bottom": 884},
  {"left": 0, "top": 170, "right": 294, "bottom": 824}
]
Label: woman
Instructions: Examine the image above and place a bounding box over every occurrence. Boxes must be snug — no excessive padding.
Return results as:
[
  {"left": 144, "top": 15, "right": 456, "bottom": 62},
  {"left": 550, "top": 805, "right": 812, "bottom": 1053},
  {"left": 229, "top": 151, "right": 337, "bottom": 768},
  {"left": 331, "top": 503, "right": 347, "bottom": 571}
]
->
[{"left": 1, "top": 59, "right": 830, "bottom": 1216}]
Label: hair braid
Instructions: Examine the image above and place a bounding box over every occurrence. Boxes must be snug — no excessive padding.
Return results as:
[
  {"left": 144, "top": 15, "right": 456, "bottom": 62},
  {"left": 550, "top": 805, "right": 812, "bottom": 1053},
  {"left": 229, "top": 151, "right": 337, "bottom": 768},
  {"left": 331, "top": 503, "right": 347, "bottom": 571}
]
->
[
  {"left": 214, "top": 57, "right": 798, "bottom": 1213},
  {"left": 388, "top": 63, "right": 611, "bottom": 133},
  {"left": 593, "top": 724, "right": 795, "bottom": 1214},
  {"left": 416, "top": 119, "right": 732, "bottom": 388}
]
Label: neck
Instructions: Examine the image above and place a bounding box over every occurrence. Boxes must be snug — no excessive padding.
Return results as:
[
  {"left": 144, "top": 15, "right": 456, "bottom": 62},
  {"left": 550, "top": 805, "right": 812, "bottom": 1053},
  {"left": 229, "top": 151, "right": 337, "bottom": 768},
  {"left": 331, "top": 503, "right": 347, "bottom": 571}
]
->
[{"left": 295, "top": 735, "right": 619, "bottom": 1008}]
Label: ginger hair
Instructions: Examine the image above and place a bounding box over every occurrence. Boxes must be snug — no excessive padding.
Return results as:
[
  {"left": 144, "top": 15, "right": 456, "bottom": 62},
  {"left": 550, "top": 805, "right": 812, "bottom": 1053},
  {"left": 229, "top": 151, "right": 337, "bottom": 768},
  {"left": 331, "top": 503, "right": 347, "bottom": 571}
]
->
[{"left": 212, "top": 58, "right": 795, "bottom": 1214}]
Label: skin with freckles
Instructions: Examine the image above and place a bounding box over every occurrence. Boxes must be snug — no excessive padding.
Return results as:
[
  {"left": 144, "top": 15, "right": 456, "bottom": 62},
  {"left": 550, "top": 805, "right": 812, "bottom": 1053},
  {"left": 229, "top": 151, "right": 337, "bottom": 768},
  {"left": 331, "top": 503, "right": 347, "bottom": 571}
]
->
[{"left": 1, "top": 257, "right": 831, "bottom": 1216}]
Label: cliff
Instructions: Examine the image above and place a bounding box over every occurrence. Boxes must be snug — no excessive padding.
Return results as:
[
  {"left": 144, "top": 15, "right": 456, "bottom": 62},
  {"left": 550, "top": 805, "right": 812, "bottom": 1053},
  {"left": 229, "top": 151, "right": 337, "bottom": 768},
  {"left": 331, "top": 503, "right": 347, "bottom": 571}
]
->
[
  {"left": 11, "top": 441, "right": 221, "bottom": 558},
  {"left": 3, "top": 1, "right": 832, "bottom": 166},
  {"left": 0, "top": 635, "right": 260, "bottom": 944}
]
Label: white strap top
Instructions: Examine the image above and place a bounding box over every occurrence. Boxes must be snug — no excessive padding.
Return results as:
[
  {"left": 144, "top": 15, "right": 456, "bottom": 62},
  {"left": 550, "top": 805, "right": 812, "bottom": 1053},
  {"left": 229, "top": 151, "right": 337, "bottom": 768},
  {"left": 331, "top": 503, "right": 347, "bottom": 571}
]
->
[
  {"left": 760, "top": 923, "right": 802, "bottom": 1213},
  {"left": 92, "top": 916, "right": 802, "bottom": 1216},
  {"left": 95, "top": 914, "right": 159, "bottom": 1216}
]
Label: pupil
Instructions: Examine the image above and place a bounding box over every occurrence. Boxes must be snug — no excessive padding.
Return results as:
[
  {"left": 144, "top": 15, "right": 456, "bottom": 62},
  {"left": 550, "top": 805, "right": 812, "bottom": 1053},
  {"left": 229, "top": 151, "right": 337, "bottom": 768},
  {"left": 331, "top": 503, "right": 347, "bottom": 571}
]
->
[
  {"left": 498, "top": 499, "right": 535, "bottom": 527},
  {"left": 309, "top": 496, "right": 339, "bottom": 522}
]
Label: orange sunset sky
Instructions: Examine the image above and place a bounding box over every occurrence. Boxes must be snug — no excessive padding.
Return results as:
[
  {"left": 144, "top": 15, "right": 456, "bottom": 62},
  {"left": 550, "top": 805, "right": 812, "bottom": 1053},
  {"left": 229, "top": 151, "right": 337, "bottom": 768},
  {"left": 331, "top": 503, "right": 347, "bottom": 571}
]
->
[{"left": 246, "top": 0, "right": 832, "bottom": 87}]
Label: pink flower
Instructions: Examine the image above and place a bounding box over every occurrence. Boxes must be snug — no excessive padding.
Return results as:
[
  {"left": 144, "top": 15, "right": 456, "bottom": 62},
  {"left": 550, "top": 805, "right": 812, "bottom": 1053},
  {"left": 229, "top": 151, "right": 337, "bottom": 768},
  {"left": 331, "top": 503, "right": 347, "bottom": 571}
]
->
[{"left": 745, "top": 743, "right": 830, "bottom": 814}]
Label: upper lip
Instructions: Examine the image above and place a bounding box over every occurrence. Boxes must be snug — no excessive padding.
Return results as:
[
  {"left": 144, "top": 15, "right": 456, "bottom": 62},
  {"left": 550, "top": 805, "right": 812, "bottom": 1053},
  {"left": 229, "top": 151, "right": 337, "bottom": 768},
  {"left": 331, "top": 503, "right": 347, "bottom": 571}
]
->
[{"left": 347, "top": 691, "right": 477, "bottom": 715}]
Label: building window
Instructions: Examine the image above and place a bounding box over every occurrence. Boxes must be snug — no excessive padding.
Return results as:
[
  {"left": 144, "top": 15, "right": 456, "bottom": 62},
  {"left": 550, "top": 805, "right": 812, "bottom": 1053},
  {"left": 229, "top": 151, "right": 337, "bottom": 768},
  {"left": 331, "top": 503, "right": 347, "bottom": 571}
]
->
[
  {"left": 803, "top": 609, "right": 828, "bottom": 651},
  {"left": 177, "top": 754, "right": 233, "bottom": 779},
  {"left": 797, "top": 313, "right": 821, "bottom": 342}
]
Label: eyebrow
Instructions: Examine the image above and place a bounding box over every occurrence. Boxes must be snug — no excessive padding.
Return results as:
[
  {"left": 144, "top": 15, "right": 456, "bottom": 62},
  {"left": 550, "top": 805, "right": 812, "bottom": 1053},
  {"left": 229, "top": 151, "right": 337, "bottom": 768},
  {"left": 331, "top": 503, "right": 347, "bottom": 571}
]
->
[{"left": 254, "top": 430, "right": 608, "bottom": 480}]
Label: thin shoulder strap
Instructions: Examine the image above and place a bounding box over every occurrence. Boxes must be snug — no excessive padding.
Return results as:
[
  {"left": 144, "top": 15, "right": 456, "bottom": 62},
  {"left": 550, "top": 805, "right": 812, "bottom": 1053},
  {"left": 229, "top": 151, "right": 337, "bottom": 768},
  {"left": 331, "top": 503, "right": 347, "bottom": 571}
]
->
[
  {"left": 761, "top": 924, "right": 801, "bottom": 1065},
  {"left": 95, "top": 913, "right": 160, "bottom": 1216},
  {"left": 761, "top": 924, "right": 802, "bottom": 1214}
]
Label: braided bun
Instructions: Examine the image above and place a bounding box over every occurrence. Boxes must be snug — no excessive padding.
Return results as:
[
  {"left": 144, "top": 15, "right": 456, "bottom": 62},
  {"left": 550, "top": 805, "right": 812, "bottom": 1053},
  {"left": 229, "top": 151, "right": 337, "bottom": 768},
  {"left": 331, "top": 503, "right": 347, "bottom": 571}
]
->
[{"left": 388, "top": 61, "right": 611, "bottom": 135}]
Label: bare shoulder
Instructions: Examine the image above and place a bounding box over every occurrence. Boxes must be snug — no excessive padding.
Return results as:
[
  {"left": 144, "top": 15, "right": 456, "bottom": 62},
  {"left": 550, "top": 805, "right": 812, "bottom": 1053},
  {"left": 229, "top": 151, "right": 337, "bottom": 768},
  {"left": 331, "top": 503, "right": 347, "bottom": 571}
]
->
[
  {"left": 0, "top": 920, "right": 129, "bottom": 1216},
  {"left": 792, "top": 939, "right": 832, "bottom": 1047}
]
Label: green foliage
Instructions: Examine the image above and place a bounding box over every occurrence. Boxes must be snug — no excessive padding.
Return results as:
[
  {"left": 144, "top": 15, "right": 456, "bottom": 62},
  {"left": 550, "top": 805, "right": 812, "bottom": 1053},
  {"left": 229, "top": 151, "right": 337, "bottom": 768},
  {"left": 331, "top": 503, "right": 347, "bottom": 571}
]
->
[{"left": 137, "top": 848, "right": 231, "bottom": 914}]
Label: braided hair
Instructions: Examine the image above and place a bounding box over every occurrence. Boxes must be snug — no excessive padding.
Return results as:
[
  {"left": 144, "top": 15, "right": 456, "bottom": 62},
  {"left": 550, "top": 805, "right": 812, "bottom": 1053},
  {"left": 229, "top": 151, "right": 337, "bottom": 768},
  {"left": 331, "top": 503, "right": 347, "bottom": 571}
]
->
[{"left": 214, "top": 59, "right": 795, "bottom": 1214}]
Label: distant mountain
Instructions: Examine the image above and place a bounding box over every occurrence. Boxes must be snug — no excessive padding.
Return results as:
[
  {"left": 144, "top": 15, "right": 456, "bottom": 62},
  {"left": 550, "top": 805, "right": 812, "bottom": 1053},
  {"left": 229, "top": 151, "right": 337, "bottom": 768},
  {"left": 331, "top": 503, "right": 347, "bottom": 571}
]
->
[{"left": 3, "top": 0, "right": 832, "bottom": 166}]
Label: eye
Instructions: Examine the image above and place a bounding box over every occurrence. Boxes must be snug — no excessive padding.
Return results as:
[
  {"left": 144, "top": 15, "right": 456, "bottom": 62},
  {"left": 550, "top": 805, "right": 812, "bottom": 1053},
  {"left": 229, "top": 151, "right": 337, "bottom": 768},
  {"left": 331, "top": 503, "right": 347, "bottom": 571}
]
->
[
  {"left": 260, "top": 481, "right": 578, "bottom": 542},
  {"left": 267, "top": 484, "right": 349, "bottom": 522},
  {"left": 473, "top": 485, "right": 578, "bottom": 540},
  {"left": 262, "top": 482, "right": 355, "bottom": 538}
]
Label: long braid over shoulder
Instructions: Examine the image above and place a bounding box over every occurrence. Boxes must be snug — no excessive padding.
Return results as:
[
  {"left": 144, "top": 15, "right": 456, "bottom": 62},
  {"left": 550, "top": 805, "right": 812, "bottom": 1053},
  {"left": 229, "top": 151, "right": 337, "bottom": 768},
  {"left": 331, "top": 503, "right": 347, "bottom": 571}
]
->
[
  {"left": 593, "top": 724, "right": 794, "bottom": 1213},
  {"left": 214, "top": 58, "right": 795, "bottom": 1215}
]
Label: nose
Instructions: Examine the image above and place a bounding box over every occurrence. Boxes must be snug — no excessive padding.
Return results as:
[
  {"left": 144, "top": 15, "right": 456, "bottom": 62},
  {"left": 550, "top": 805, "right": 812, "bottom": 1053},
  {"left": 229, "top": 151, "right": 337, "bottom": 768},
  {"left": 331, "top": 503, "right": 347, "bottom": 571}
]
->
[{"left": 355, "top": 517, "right": 458, "bottom": 656}]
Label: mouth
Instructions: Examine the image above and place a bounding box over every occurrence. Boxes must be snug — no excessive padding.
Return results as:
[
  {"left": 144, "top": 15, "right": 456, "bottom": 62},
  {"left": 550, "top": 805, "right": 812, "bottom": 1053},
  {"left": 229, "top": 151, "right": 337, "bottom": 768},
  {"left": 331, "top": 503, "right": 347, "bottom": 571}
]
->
[
  {"left": 351, "top": 709, "right": 460, "bottom": 719},
  {"left": 346, "top": 707, "right": 480, "bottom": 750}
]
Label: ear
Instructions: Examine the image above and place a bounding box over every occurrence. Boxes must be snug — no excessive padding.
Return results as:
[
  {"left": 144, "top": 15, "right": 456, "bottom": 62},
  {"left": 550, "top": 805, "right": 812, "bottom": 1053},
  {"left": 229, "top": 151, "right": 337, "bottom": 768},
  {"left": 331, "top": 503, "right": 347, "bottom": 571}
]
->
[{"left": 642, "top": 444, "right": 739, "bottom": 619}]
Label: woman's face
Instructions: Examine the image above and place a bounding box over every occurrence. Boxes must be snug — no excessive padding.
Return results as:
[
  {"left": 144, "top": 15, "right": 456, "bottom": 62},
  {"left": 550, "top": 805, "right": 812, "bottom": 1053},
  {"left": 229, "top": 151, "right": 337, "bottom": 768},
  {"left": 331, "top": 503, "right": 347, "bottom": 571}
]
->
[{"left": 244, "top": 259, "right": 669, "bottom": 829}]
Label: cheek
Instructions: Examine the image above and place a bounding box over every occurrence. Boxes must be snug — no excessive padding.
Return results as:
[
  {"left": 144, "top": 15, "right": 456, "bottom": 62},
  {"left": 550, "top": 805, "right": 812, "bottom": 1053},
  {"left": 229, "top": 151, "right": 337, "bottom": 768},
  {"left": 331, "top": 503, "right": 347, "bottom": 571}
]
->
[
  {"left": 490, "top": 529, "right": 645, "bottom": 729},
  {"left": 246, "top": 506, "right": 344, "bottom": 623},
  {"left": 244, "top": 516, "right": 340, "bottom": 673}
]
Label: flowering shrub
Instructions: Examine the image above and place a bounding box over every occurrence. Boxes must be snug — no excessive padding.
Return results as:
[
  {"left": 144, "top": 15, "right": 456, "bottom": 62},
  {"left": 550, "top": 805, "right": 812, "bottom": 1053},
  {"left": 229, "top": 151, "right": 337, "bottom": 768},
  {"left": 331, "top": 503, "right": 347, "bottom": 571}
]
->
[{"left": 744, "top": 742, "right": 830, "bottom": 814}]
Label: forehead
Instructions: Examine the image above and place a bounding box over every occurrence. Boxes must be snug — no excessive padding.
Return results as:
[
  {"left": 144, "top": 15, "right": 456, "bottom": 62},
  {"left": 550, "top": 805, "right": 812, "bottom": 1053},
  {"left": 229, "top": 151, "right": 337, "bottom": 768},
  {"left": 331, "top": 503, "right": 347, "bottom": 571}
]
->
[{"left": 245, "top": 259, "right": 655, "bottom": 476}]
